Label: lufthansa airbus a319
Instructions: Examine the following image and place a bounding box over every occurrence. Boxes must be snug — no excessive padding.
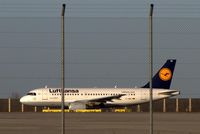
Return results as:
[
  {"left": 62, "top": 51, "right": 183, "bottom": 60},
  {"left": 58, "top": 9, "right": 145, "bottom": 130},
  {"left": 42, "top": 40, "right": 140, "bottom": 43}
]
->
[{"left": 20, "top": 59, "right": 180, "bottom": 110}]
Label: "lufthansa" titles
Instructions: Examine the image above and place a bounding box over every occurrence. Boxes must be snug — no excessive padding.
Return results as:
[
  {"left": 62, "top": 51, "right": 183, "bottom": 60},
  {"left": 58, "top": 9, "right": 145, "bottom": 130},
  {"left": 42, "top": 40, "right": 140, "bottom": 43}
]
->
[{"left": 49, "top": 88, "right": 79, "bottom": 93}]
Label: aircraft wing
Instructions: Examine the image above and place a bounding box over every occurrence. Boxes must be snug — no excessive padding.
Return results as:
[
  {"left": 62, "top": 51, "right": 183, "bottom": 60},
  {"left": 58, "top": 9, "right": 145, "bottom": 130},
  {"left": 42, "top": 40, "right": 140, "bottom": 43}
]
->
[
  {"left": 72, "top": 94, "right": 125, "bottom": 103},
  {"left": 88, "top": 94, "right": 125, "bottom": 103}
]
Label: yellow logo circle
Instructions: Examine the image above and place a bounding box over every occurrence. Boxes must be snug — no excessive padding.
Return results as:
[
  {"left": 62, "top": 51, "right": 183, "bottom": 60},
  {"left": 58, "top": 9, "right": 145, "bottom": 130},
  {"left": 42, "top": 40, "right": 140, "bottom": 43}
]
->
[{"left": 159, "top": 68, "right": 172, "bottom": 81}]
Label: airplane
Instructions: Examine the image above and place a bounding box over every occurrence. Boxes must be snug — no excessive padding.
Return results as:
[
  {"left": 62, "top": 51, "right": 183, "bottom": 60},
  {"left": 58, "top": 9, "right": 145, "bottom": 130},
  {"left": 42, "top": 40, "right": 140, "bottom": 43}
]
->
[{"left": 20, "top": 59, "right": 180, "bottom": 110}]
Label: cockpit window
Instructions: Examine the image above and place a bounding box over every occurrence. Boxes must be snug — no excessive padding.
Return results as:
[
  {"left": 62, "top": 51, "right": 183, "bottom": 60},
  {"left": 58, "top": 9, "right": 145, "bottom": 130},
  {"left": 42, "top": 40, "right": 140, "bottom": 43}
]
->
[{"left": 27, "top": 92, "right": 36, "bottom": 96}]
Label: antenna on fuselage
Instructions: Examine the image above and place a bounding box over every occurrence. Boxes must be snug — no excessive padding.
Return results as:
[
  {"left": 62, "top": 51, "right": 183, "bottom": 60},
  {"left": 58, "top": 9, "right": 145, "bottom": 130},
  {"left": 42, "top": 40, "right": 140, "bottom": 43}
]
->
[
  {"left": 45, "top": 85, "right": 48, "bottom": 88},
  {"left": 114, "top": 82, "right": 118, "bottom": 88}
]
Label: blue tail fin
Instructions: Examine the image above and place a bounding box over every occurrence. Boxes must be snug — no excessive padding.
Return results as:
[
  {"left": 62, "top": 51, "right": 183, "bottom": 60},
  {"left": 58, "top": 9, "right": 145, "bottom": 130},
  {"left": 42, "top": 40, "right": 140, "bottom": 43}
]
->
[{"left": 142, "top": 59, "right": 176, "bottom": 89}]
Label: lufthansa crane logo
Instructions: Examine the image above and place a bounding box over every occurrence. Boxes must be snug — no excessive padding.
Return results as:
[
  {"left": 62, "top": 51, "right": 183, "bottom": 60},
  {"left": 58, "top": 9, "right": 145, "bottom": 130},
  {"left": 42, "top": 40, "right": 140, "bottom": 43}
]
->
[{"left": 159, "top": 68, "right": 172, "bottom": 81}]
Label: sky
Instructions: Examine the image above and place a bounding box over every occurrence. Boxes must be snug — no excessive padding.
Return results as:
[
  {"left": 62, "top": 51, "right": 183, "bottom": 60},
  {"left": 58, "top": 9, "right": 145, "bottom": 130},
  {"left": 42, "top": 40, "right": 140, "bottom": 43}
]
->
[{"left": 0, "top": 0, "right": 200, "bottom": 98}]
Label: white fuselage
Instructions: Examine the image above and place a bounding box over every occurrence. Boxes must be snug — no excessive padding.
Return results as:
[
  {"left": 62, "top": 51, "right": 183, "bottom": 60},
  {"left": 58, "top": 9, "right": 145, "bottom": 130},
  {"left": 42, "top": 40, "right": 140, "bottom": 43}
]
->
[{"left": 20, "top": 87, "right": 180, "bottom": 108}]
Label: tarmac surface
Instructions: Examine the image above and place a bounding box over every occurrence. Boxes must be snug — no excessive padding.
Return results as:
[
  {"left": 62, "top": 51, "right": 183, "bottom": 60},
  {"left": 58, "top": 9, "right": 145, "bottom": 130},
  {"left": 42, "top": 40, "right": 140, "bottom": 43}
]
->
[{"left": 0, "top": 112, "right": 199, "bottom": 134}]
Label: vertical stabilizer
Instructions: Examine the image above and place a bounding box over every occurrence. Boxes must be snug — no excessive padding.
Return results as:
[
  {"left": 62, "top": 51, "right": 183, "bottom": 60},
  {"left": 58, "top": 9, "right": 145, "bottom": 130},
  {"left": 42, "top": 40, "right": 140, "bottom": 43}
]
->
[{"left": 142, "top": 59, "right": 176, "bottom": 89}]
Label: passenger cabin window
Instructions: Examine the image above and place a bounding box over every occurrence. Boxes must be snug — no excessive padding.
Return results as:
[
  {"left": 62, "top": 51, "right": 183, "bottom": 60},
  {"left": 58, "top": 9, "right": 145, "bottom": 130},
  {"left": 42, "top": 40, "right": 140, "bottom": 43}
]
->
[{"left": 27, "top": 92, "right": 36, "bottom": 96}]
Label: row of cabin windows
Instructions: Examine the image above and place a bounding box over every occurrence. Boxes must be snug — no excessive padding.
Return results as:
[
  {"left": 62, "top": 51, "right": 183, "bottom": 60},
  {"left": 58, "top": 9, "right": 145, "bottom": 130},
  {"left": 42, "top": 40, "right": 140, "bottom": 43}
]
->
[{"left": 51, "top": 93, "right": 135, "bottom": 96}]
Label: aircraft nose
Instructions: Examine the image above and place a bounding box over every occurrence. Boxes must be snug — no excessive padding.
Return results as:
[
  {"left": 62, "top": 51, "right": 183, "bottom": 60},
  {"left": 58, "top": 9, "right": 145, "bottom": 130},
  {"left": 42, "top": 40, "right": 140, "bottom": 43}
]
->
[{"left": 20, "top": 96, "right": 28, "bottom": 104}]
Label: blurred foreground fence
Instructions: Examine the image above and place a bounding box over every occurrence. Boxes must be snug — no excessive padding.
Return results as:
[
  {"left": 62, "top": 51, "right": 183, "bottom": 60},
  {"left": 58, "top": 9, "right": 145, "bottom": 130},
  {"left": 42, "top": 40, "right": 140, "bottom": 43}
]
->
[{"left": 0, "top": 98, "right": 200, "bottom": 112}]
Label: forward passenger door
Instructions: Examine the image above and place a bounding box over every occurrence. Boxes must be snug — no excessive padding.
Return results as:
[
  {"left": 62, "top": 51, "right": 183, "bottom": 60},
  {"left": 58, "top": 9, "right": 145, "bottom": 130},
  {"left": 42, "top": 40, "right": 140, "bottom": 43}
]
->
[{"left": 42, "top": 89, "right": 48, "bottom": 100}]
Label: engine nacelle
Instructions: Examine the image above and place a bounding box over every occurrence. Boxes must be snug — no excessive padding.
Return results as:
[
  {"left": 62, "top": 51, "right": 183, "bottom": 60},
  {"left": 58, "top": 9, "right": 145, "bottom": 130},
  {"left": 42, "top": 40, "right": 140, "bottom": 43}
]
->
[{"left": 69, "top": 102, "right": 86, "bottom": 110}]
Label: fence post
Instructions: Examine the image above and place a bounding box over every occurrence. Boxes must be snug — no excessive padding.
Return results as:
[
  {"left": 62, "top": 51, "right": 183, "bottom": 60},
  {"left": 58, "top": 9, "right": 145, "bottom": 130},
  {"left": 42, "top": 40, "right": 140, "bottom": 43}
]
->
[
  {"left": 34, "top": 106, "right": 37, "bottom": 112},
  {"left": 8, "top": 98, "right": 11, "bottom": 112},
  {"left": 137, "top": 104, "right": 141, "bottom": 112},
  {"left": 21, "top": 104, "right": 24, "bottom": 112},
  {"left": 176, "top": 98, "right": 179, "bottom": 112},
  {"left": 189, "top": 98, "right": 192, "bottom": 112},
  {"left": 163, "top": 99, "right": 166, "bottom": 112}
]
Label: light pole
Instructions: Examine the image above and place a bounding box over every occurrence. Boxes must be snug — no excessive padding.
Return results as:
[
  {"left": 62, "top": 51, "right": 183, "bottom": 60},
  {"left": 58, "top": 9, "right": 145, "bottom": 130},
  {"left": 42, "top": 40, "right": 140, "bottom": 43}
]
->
[
  {"left": 61, "top": 3, "right": 66, "bottom": 134},
  {"left": 149, "top": 4, "right": 154, "bottom": 134}
]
